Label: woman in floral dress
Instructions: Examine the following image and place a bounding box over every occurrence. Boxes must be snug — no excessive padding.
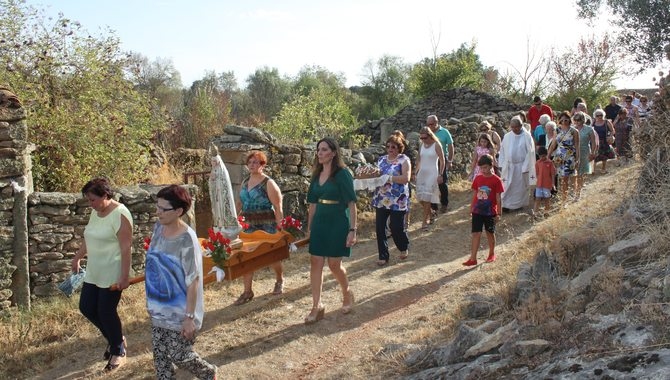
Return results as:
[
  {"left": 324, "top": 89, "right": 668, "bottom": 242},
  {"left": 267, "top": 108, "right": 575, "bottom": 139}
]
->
[
  {"left": 548, "top": 111, "right": 580, "bottom": 201},
  {"left": 371, "top": 132, "right": 411, "bottom": 266}
]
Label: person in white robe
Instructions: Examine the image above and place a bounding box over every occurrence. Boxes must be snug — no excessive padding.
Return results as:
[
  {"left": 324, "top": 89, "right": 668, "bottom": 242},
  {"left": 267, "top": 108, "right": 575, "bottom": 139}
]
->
[{"left": 498, "top": 117, "right": 537, "bottom": 210}]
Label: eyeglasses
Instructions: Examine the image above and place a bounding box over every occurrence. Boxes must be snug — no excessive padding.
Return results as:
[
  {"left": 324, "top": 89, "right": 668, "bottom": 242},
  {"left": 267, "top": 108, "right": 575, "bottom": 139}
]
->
[
  {"left": 560, "top": 119, "right": 570, "bottom": 123},
  {"left": 419, "top": 136, "right": 428, "bottom": 140},
  {"left": 156, "top": 205, "right": 175, "bottom": 212},
  {"left": 386, "top": 145, "right": 398, "bottom": 149}
]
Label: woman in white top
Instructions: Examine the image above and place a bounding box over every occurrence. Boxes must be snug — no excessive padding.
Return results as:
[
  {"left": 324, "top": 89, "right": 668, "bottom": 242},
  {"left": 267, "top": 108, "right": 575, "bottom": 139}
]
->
[
  {"left": 71, "top": 177, "right": 133, "bottom": 372},
  {"left": 415, "top": 126, "right": 445, "bottom": 230}
]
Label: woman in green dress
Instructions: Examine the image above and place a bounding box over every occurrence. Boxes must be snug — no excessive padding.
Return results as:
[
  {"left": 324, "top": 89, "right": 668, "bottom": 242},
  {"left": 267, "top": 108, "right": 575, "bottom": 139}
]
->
[{"left": 305, "top": 137, "right": 357, "bottom": 324}]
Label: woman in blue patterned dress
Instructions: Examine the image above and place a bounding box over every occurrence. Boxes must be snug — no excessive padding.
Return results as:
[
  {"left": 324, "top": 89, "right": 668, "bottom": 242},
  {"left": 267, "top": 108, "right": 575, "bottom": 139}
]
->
[
  {"left": 372, "top": 133, "right": 411, "bottom": 266},
  {"left": 233, "top": 151, "right": 285, "bottom": 305},
  {"left": 304, "top": 138, "right": 357, "bottom": 324},
  {"left": 548, "top": 111, "right": 580, "bottom": 201}
]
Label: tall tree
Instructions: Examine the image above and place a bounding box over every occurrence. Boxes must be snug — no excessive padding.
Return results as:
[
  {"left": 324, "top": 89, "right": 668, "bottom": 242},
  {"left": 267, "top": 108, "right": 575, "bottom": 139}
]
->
[
  {"left": 246, "top": 67, "right": 291, "bottom": 122},
  {"left": 179, "top": 71, "right": 231, "bottom": 149},
  {"left": 408, "top": 42, "right": 487, "bottom": 98},
  {"left": 292, "top": 65, "right": 346, "bottom": 97},
  {"left": 576, "top": 0, "right": 670, "bottom": 67},
  {"left": 264, "top": 87, "right": 359, "bottom": 146},
  {"left": 546, "top": 34, "right": 622, "bottom": 112},
  {"left": 0, "top": 0, "right": 165, "bottom": 191},
  {"left": 360, "top": 55, "right": 411, "bottom": 119}
]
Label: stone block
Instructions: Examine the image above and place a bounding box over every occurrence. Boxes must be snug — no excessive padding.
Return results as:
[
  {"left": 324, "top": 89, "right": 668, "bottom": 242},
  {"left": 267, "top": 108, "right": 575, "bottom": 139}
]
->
[{"left": 30, "top": 205, "right": 71, "bottom": 216}]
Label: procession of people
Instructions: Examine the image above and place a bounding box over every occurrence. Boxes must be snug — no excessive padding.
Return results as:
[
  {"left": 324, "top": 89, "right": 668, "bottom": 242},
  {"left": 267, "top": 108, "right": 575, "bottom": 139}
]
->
[{"left": 68, "top": 92, "right": 645, "bottom": 378}]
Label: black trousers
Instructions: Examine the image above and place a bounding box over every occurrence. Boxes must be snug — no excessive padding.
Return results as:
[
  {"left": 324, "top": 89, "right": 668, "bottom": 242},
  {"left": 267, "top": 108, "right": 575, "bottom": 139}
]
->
[
  {"left": 79, "top": 282, "right": 125, "bottom": 355},
  {"left": 431, "top": 168, "right": 449, "bottom": 210},
  {"left": 375, "top": 208, "right": 409, "bottom": 262}
]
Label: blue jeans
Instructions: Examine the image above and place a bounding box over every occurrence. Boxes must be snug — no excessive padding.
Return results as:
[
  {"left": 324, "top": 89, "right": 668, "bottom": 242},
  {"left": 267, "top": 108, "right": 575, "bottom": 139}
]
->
[{"left": 376, "top": 208, "right": 409, "bottom": 262}]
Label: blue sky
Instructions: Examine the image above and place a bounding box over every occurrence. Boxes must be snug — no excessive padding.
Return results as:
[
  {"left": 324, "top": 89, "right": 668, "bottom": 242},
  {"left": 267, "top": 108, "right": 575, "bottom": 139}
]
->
[{"left": 25, "top": 0, "right": 661, "bottom": 89}]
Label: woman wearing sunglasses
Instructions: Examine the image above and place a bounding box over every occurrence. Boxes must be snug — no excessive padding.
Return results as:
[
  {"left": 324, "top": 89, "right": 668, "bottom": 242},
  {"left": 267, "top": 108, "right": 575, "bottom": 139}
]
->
[{"left": 548, "top": 111, "right": 580, "bottom": 201}]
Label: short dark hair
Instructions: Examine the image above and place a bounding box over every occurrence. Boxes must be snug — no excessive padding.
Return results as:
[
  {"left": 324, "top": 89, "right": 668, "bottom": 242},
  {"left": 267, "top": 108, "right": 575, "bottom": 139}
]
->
[
  {"left": 537, "top": 146, "right": 548, "bottom": 156},
  {"left": 157, "top": 185, "right": 192, "bottom": 216},
  {"left": 533, "top": 96, "right": 542, "bottom": 103},
  {"left": 477, "top": 154, "right": 494, "bottom": 166},
  {"left": 81, "top": 177, "right": 114, "bottom": 199}
]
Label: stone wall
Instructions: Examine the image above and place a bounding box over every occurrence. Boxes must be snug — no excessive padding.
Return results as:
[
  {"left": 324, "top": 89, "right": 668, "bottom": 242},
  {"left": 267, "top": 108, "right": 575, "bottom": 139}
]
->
[
  {"left": 0, "top": 88, "right": 33, "bottom": 310},
  {"left": 358, "top": 87, "right": 522, "bottom": 143}
]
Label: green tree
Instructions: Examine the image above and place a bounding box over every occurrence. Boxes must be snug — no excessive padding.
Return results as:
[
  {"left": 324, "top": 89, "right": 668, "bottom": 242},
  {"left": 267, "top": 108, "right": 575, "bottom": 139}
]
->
[
  {"left": 264, "top": 87, "right": 360, "bottom": 146},
  {"left": 545, "top": 35, "right": 621, "bottom": 112},
  {"left": 576, "top": 0, "right": 670, "bottom": 67},
  {"left": 0, "top": 0, "right": 165, "bottom": 191},
  {"left": 292, "top": 65, "right": 346, "bottom": 96},
  {"left": 359, "top": 55, "right": 411, "bottom": 119},
  {"left": 179, "top": 71, "right": 231, "bottom": 148},
  {"left": 246, "top": 67, "right": 292, "bottom": 122},
  {"left": 408, "top": 42, "right": 487, "bottom": 98}
]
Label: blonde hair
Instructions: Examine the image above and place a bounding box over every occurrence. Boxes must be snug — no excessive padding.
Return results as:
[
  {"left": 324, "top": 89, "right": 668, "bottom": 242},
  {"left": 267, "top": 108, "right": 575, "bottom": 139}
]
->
[{"left": 419, "top": 126, "right": 442, "bottom": 150}]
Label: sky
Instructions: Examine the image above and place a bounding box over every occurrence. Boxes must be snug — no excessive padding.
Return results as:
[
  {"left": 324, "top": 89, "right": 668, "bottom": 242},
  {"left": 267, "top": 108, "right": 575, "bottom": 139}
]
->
[{"left": 24, "top": 0, "right": 663, "bottom": 91}]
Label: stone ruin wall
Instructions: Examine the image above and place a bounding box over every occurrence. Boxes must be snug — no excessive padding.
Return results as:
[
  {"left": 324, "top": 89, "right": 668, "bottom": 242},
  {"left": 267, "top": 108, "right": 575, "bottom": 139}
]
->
[
  {"left": 0, "top": 87, "right": 527, "bottom": 310},
  {"left": 357, "top": 87, "right": 524, "bottom": 177}
]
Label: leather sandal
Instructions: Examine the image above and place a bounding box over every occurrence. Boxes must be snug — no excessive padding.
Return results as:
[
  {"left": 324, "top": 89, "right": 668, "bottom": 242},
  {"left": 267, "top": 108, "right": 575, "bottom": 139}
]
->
[
  {"left": 304, "top": 305, "right": 325, "bottom": 325},
  {"left": 233, "top": 291, "right": 254, "bottom": 305},
  {"left": 103, "top": 352, "right": 126, "bottom": 372},
  {"left": 272, "top": 281, "right": 284, "bottom": 295},
  {"left": 103, "top": 336, "right": 126, "bottom": 361}
]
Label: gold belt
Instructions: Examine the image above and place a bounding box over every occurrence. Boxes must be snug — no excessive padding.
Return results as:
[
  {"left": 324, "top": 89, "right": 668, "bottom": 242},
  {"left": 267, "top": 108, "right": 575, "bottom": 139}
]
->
[{"left": 318, "top": 199, "right": 339, "bottom": 205}]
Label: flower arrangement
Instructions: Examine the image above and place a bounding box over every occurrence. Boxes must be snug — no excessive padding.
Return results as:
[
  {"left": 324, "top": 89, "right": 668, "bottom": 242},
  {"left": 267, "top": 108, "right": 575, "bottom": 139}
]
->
[
  {"left": 279, "top": 215, "right": 304, "bottom": 238},
  {"left": 142, "top": 236, "right": 151, "bottom": 251},
  {"left": 237, "top": 215, "right": 250, "bottom": 230},
  {"left": 201, "top": 228, "right": 233, "bottom": 267}
]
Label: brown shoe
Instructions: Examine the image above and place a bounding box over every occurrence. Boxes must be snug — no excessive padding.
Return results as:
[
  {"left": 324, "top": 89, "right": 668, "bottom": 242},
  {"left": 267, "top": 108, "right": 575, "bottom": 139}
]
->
[
  {"left": 233, "top": 291, "right": 254, "bottom": 305},
  {"left": 272, "top": 281, "right": 284, "bottom": 295}
]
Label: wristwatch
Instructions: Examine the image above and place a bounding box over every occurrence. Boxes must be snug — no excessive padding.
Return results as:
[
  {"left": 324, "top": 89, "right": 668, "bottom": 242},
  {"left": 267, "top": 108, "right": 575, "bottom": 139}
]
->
[{"left": 185, "top": 312, "right": 195, "bottom": 319}]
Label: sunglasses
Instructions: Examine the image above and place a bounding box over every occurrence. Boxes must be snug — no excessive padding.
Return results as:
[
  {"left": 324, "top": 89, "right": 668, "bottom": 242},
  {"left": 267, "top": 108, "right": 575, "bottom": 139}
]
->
[
  {"left": 560, "top": 119, "right": 570, "bottom": 123},
  {"left": 386, "top": 145, "right": 398, "bottom": 149},
  {"left": 595, "top": 114, "right": 604, "bottom": 117},
  {"left": 419, "top": 136, "right": 428, "bottom": 140}
]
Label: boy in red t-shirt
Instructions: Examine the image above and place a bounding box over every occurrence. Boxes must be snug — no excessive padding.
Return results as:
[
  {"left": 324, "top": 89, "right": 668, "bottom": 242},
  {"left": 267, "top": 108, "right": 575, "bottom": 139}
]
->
[
  {"left": 533, "top": 146, "right": 557, "bottom": 217},
  {"left": 463, "top": 154, "right": 505, "bottom": 266}
]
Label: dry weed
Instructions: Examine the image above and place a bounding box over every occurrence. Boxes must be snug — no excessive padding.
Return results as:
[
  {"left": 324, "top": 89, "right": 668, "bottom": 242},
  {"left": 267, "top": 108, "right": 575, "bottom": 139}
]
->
[
  {"left": 587, "top": 265, "right": 625, "bottom": 314},
  {"left": 550, "top": 231, "right": 603, "bottom": 278},
  {"left": 514, "top": 291, "right": 563, "bottom": 326}
]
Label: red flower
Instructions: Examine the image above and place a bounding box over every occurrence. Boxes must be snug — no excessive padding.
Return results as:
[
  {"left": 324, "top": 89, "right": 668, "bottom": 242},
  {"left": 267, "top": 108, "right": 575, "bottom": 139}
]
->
[
  {"left": 279, "top": 216, "right": 304, "bottom": 238},
  {"left": 143, "top": 236, "right": 151, "bottom": 251},
  {"left": 237, "top": 215, "right": 250, "bottom": 230},
  {"left": 202, "top": 228, "right": 233, "bottom": 267}
]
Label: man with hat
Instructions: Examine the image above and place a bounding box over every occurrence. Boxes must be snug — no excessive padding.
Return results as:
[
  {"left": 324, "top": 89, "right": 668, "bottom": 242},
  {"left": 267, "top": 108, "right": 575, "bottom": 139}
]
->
[{"left": 527, "top": 96, "right": 553, "bottom": 136}]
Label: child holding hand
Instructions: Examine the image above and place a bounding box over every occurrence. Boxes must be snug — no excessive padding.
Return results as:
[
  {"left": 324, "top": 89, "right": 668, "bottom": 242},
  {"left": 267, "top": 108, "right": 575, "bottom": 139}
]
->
[{"left": 463, "top": 154, "right": 504, "bottom": 266}]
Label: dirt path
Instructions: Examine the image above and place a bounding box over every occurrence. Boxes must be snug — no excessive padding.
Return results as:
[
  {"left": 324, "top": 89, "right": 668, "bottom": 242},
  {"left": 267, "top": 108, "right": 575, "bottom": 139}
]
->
[{"left": 32, "top": 167, "right": 632, "bottom": 380}]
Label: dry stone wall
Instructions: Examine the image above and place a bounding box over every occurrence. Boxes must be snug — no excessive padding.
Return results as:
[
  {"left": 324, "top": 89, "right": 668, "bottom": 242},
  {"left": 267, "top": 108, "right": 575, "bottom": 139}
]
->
[{"left": 0, "top": 93, "right": 32, "bottom": 311}]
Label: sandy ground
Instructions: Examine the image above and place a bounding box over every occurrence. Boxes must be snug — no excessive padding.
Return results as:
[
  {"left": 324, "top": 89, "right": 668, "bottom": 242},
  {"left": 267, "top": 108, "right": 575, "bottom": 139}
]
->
[{"left": 28, "top": 166, "right": 631, "bottom": 380}]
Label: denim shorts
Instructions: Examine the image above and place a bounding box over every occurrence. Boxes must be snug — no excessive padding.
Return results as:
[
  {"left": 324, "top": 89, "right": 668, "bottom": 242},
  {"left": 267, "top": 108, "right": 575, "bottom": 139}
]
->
[{"left": 535, "top": 187, "right": 552, "bottom": 199}]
